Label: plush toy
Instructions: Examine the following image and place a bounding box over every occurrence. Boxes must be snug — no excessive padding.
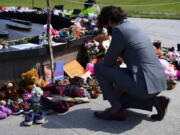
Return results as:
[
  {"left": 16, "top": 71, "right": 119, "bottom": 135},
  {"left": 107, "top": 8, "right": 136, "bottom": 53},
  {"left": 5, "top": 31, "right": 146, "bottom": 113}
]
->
[
  {"left": 30, "top": 85, "right": 43, "bottom": 103},
  {"left": 167, "top": 80, "right": 176, "bottom": 90},
  {"left": 102, "top": 39, "right": 111, "bottom": 53},
  {"left": 85, "top": 76, "right": 100, "bottom": 98},
  {"left": 159, "top": 59, "right": 178, "bottom": 90},
  {"left": 0, "top": 81, "right": 20, "bottom": 102},
  {"left": 55, "top": 76, "right": 70, "bottom": 87},
  {"left": 94, "top": 34, "right": 109, "bottom": 44},
  {"left": 159, "top": 59, "right": 177, "bottom": 81},
  {"left": 93, "top": 34, "right": 111, "bottom": 55},
  {"left": 20, "top": 68, "right": 47, "bottom": 92},
  {"left": 69, "top": 25, "right": 84, "bottom": 39},
  {"left": 43, "top": 24, "right": 57, "bottom": 36}
]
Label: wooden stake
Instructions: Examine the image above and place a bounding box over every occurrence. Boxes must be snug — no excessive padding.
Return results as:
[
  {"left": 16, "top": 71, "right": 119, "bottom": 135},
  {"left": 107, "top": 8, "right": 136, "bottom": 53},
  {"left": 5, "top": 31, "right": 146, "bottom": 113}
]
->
[{"left": 46, "top": 0, "right": 54, "bottom": 83}]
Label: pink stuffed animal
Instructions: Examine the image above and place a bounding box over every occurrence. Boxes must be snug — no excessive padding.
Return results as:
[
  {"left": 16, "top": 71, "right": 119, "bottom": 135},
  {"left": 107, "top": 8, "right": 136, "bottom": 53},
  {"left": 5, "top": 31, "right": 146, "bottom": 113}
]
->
[{"left": 159, "top": 59, "right": 177, "bottom": 81}]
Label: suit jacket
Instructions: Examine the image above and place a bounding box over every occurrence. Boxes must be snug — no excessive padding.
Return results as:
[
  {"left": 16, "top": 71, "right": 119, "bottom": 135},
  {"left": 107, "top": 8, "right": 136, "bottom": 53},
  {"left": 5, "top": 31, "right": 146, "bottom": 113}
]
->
[{"left": 104, "top": 19, "right": 167, "bottom": 94}]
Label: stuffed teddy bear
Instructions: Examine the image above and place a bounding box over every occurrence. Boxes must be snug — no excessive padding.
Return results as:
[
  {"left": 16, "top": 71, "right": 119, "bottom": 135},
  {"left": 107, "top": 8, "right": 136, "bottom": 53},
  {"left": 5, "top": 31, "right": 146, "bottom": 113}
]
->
[
  {"left": 20, "top": 68, "right": 47, "bottom": 92},
  {"left": 93, "top": 34, "right": 110, "bottom": 56},
  {"left": 0, "top": 81, "right": 20, "bottom": 104}
]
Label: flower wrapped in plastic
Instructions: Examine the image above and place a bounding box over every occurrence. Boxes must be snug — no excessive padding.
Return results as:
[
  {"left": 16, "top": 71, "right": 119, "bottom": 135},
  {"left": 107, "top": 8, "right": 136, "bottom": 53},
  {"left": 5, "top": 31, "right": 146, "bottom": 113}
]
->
[{"left": 84, "top": 40, "right": 105, "bottom": 60}]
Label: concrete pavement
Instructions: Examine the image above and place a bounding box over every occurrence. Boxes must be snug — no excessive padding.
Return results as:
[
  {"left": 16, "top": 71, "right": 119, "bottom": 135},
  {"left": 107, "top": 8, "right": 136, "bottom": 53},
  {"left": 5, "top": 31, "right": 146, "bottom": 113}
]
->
[
  {"left": 129, "top": 18, "right": 180, "bottom": 47},
  {"left": 1, "top": 84, "right": 180, "bottom": 135},
  {"left": 1, "top": 18, "right": 180, "bottom": 135}
]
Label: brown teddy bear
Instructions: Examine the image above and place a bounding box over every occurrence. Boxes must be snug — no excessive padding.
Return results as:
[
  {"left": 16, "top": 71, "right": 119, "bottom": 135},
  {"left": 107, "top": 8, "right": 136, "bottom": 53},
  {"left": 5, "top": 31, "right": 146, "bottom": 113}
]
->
[
  {"left": 19, "top": 68, "right": 47, "bottom": 92},
  {"left": 4, "top": 81, "right": 20, "bottom": 101},
  {"left": 0, "top": 81, "right": 20, "bottom": 105}
]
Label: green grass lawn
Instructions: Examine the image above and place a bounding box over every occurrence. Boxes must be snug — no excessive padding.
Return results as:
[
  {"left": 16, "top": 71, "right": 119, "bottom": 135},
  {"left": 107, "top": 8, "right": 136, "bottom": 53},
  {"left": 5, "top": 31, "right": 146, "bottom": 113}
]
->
[{"left": 0, "top": 0, "right": 180, "bottom": 19}]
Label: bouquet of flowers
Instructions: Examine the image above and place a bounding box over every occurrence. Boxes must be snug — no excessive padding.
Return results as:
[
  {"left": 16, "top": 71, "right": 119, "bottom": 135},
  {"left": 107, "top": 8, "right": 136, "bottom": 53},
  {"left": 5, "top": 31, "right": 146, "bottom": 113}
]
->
[{"left": 84, "top": 40, "right": 105, "bottom": 60}]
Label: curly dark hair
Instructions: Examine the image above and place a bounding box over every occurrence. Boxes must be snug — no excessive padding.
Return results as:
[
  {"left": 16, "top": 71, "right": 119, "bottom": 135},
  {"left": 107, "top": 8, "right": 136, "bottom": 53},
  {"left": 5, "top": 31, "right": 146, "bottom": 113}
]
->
[{"left": 97, "top": 6, "right": 127, "bottom": 29}]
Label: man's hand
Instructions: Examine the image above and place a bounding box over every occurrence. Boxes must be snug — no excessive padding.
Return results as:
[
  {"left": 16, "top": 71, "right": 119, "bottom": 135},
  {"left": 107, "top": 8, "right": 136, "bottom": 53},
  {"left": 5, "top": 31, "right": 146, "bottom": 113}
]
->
[{"left": 116, "top": 56, "right": 123, "bottom": 66}]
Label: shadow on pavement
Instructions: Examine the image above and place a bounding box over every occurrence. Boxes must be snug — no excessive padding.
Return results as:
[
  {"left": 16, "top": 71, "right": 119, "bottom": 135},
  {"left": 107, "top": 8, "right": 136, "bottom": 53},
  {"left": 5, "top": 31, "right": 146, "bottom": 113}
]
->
[{"left": 42, "top": 108, "right": 154, "bottom": 134}]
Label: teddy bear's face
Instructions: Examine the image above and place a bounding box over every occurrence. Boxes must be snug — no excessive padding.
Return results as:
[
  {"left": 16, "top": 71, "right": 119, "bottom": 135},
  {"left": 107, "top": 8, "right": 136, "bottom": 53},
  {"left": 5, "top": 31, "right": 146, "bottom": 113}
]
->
[
  {"left": 21, "top": 69, "right": 40, "bottom": 84},
  {"left": 1, "top": 81, "right": 18, "bottom": 94},
  {"left": 5, "top": 82, "right": 17, "bottom": 94}
]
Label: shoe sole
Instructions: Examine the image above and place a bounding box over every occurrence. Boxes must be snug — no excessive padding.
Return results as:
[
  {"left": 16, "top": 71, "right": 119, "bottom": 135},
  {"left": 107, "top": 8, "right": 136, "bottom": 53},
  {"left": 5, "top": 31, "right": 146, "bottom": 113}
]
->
[
  {"left": 35, "top": 118, "right": 45, "bottom": 124},
  {"left": 24, "top": 121, "right": 33, "bottom": 126},
  {"left": 12, "top": 110, "right": 24, "bottom": 115},
  {"left": 24, "top": 109, "right": 34, "bottom": 114}
]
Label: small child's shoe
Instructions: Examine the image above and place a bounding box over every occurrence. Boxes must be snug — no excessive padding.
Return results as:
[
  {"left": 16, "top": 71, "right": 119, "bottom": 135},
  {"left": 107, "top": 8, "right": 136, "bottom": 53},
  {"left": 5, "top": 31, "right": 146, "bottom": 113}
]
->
[
  {"left": 0, "top": 110, "right": 7, "bottom": 119},
  {"left": 10, "top": 102, "right": 23, "bottom": 115},
  {"left": 0, "top": 105, "right": 12, "bottom": 116},
  {"left": 24, "top": 112, "right": 35, "bottom": 126},
  {"left": 34, "top": 111, "right": 46, "bottom": 124},
  {"left": 20, "top": 102, "right": 33, "bottom": 114}
]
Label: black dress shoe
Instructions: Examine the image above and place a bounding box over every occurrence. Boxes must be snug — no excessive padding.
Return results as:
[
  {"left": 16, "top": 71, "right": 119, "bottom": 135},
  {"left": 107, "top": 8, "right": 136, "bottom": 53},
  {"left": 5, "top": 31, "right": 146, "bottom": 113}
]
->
[
  {"left": 94, "top": 108, "right": 126, "bottom": 120},
  {"left": 151, "top": 96, "right": 170, "bottom": 121}
]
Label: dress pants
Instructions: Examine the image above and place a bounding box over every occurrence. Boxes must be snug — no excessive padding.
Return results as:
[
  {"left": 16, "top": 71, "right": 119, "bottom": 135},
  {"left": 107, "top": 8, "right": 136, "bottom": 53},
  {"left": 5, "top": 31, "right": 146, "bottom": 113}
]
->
[{"left": 94, "top": 62, "right": 159, "bottom": 112}]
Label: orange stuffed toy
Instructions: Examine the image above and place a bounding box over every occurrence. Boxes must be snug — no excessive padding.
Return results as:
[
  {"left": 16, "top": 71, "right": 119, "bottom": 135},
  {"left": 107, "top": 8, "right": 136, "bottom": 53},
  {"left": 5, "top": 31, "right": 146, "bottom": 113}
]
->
[
  {"left": 69, "top": 25, "right": 83, "bottom": 39},
  {"left": 20, "top": 68, "right": 47, "bottom": 92}
]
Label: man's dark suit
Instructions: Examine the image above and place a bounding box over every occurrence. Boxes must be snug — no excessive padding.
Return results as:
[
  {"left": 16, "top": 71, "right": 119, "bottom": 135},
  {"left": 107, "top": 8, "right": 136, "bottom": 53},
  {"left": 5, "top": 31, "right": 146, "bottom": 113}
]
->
[{"left": 94, "top": 19, "right": 167, "bottom": 112}]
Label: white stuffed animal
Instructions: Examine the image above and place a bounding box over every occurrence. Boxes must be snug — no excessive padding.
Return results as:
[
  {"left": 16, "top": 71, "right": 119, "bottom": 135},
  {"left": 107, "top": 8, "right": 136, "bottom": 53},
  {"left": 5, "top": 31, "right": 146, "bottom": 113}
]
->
[{"left": 31, "top": 85, "right": 43, "bottom": 103}]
